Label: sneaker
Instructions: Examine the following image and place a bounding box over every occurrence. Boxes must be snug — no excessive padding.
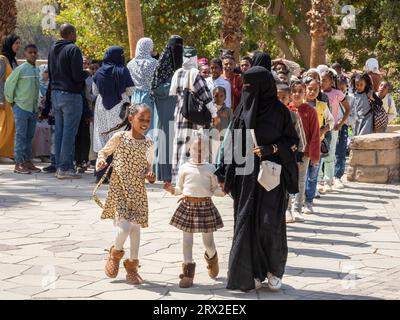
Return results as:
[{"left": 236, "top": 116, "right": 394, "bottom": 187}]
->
[
  {"left": 317, "top": 183, "right": 326, "bottom": 194},
  {"left": 315, "top": 191, "right": 321, "bottom": 199},
  {"left": 334, "top": 178, "right": 345, "bottom": 190},
  {"left": 267, "top": 273, "right": 282, "bottom": 291},
  {"left": 323, "top": 183, "right": 333, "bottom": 193},
  {"left": 24, "top": 161, "right": 41, "bottom": 173},
  {"left": 14, "top": 163, "right": 31, "bottom": 174},
  {"left": 286, "top": 210, "right": 295, "bottom": 223},
  {"left": 304, "top": 202, "right": 314, "bottom": 214},
  {"left": 293, "top": 210, "right": 305, "bottom": 222},
  {"left": 43, "top": 165, "right": 57, "bottom": 173},
  {"left": 31, "top": 158, "right": 41, "bottom": 164},
  {"left": 0, "top": 157, "right": 14, "bottom": 164},
  {"left": 57, "top": 169, "right": 81, "bottom": 180},
  {"left": 254, "top": 278, "right": 263, "bottom": 290},
  {"left": 55, "top": 169, "right": 61, "bottom": 178}
]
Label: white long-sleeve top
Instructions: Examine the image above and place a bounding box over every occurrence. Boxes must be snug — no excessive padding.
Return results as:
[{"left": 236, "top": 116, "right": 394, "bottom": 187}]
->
[{"left": 174, "top": 161, "right": 225, "bottom": 197}]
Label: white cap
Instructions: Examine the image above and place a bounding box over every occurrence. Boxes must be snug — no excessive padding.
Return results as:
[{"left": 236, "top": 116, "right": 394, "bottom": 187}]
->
[{"left": 365, "top": 58, "right": 380, "bottom": 74}]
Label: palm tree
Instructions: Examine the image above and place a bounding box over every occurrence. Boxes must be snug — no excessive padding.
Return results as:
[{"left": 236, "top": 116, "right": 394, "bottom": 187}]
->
[
  {"left": 125, "top": 0, "right": 144, "bottom": 58},
  {"left": 307, "top": 0, "right": 333, "bottom": 67},
  {"left": 220, "top": 0, "right": 243, "bottom": 62},
  {"left": 0, "top": 0, "right": 17, "bottom": 41}
]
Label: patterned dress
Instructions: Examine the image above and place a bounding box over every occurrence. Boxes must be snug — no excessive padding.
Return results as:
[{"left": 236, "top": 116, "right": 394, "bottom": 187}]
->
[
  {"left": 169, "top": 69, "right": 214, "bottom": 183},
  {"left": 94, "top": 131, "right": 154, "bottom": 228}
]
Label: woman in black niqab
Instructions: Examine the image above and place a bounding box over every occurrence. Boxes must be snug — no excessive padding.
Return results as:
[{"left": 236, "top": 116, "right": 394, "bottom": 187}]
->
[
  {"left": 251, "top": 52, "right": 272, "bottom": 72},
  {"left": 217, "top": 66, "right": 299, "bottom": 291}
]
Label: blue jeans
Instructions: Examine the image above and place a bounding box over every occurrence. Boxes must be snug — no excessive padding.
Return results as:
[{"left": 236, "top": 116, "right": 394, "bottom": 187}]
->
[
  {"left": 305, "top": 160, "right": 321, "bottom": 204},
  {"left": 51, "top": 90, "right": 83, "bottom": 171},
  {"left": 12, "top": 104, "right": 37, "bottom": 163},
  {"left": 335, "top": 124, "right": 348, "bottom": 179}
]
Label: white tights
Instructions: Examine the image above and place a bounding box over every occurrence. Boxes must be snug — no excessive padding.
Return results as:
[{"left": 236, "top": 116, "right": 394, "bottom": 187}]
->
[
  {"left": 114, "top": 220, "right": 140, "bottom": 260},
  {"left": 182, "top": 231, "right": 216, "bottom": 263}
]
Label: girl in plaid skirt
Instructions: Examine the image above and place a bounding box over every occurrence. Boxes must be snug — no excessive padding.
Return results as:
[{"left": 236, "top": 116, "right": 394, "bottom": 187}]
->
[{"left": 164, "top": 133, "right": 225, "bottom": 288}]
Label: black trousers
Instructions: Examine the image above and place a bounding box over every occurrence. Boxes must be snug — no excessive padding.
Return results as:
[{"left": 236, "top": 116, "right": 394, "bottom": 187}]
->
[{"left": 75, "top": 116, "right": 90, "bottom": 166}]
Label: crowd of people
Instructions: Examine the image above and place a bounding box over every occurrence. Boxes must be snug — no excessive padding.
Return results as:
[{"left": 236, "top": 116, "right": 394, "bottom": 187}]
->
[{"left": 0, "top": 23, "right": 398, "bottom": 292}]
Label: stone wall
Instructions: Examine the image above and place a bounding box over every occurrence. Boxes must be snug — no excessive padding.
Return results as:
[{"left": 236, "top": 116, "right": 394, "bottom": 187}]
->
[{"left": 347, "top": 133, "right": 400, "bottom": 184}]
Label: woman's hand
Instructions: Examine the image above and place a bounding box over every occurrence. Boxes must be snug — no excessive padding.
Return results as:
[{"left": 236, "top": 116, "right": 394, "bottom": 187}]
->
[
  {"left": 96, "top": 160, "right": 107, "bottom": 171},
  {"left": 212, "top": 116, "right": 218, "bottom": 127},
  {"left": 0, "top": 102, "right": 5, "bottom": 110},
  {"left": 163, "top": 182, "right": 175, "bottom": 194},
  {"left": 254, "top": 147, "right": 263, "bottom": 158},
  {"left": 146, "top": 171, "right": 156, "bottom": 184}
]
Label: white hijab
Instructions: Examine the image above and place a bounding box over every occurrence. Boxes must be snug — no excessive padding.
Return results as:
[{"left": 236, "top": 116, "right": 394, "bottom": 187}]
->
[{"left": 170, "top": 56, "right": 199, "bottom": 95}]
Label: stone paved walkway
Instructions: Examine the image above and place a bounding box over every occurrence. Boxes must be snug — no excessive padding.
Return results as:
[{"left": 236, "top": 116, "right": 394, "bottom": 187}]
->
[{"left": 1, "top": 163, "right": 400, "bottom": 300}]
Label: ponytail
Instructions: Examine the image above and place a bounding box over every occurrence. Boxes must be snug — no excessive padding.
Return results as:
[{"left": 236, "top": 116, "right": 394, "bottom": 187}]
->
[{"left": 101, "top": 102, "right": 150, "bottom": 136}]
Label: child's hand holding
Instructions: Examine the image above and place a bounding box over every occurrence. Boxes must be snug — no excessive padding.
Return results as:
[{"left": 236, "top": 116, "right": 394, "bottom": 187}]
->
[
  {"left": 146, "top": 171, "right": 156, "bottom": 184},
  {"left": 96, "top": 159, "right": 107, "bottom": 171},
  {"left": 163, "top": 182, "right": 175, "bottom": 194}
]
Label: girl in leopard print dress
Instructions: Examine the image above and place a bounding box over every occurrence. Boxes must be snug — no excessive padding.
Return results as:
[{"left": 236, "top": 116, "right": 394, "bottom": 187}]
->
[{"left": 94, "top": 103, "right": 155, "bottom": 285}]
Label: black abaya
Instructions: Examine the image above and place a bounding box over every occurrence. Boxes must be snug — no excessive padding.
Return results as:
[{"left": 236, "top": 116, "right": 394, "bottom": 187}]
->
[{"left": 218, "top": 66, "right": 299, "bottom": 291}]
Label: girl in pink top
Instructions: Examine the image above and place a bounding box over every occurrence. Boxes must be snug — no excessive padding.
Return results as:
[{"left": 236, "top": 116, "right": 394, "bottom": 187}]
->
[{"left": 319, "top": 70, "right": 350, "bottom": 192}]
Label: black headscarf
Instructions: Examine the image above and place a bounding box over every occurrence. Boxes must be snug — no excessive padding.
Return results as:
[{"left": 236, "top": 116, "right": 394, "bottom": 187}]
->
[
  {"left": 1, "top": 34, "right": 20, "bottom": 68},
  {"left": 239, "top": 66, "right": 277, "bottom": 129},
  {"left": 251, "top": 52, "right": 272, "bottom": 72},
  {"left": 151, "top": 35, "right": 183, "bottom": 89}
]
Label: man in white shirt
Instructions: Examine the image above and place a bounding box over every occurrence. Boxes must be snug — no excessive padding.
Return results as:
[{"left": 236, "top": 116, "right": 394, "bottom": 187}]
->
[
  {"left": 206, "top": 58, "right": 231, "bottom": 108},
  {"left": 377, "top": 80, "right": 397, "bottom": 125}
]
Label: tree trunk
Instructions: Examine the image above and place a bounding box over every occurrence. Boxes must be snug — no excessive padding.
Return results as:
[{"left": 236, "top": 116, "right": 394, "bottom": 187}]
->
[
  {"left": 307, "top": 0, "right": 333, "bottom": 67},
  {"left": 269, "top": 0, "right": 311, "bottom": 67},
  {"left": 220, "top": 0, "right": 243, "bottom": 62},
  {"left": 0, "top": 0, "right": 17, "bottom": 41},
  {"left": 125, "top": 0, "right": 144, "bottom": 59}
]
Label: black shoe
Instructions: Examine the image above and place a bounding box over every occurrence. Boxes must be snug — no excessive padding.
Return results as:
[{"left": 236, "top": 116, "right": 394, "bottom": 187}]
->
[{"left": 43, "top": 165, "right": 57, "bottom": 173}]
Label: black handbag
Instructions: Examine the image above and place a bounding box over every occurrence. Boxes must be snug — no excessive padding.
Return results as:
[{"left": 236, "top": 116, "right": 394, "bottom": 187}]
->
[
  {"left": 321, "top": 130, "right": 332, "bottom": 157},
  {"left": 181, "top": 72, "right": 212, "bottom": 126}
]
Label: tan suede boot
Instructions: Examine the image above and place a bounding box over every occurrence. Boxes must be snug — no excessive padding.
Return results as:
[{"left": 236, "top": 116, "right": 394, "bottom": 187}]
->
[
  {"left": 123, "top": 259, "right": 144, "bottom": 284},
  {"left": 204, "top": 251, "right": 219, "bottom": 279},
  {"left": 179, "top": 263, "right": 196, "bottom": 288},
  {"left": 104, "top": 246, "right": 125, "bottom": 278}
]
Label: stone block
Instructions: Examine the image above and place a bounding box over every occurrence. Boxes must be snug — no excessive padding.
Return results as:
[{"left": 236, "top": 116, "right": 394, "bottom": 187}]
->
[
  {"left": 350, "top": 133, "right": 400, "bottom": 150},
  {"left": 377, "top": 149, "right": 400, "bottom": 166},
  {"left": 354, "top": 166, "right": 389, "bottom": 183},
  {"left": 349, "top": 150, "right": 376, "bottom": 166},
  {"left": 388, "top": 166, "right": 400, "bottom": 183},
  {"left": 347, "top": 166, "right": 355, "bottom": 181}
]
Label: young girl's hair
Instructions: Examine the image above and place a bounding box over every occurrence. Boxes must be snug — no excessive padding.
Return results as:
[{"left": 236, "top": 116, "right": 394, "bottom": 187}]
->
[
  {"left": 213, "top": 86, "right": 226, "bottom": 97},
  {"left": 102, "top": 103, "right": 150, "bottom": 135},
  {"left": 303, "top": 76, "right": 320, "bottom": 86},
  {"left": 320, "top": 69, "right": 337, "bottom": 88},
  {"left": 290, "top": 79, "right": 305, "bottom": 91},
  {"left": 350, "top": 72, "right": 372, "bottom": 93},
  {"left": 337, "top": 75, "right": 348, "bottom": 87}
]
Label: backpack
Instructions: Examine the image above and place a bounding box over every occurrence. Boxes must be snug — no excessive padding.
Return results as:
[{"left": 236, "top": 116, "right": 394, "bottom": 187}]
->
[
  {"left": 181, "top": 71, "right": 212, "bottom": 126},
  {"left": 371, "top": 93, "right": 388, "bottom": 131}
]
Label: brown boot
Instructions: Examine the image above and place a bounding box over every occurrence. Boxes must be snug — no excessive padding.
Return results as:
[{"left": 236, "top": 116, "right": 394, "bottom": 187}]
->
[
  {"left": 123, "top": 259, "right": 144, "bottom": 284},
  {"left": 179, "top": 263, "right": 196, "bottom": 288},
  {"left": 104, "top": 246, "right": 124, "bottom": 278},
  {"left": 204, "top": 251, "right": 219, "bottom": 279},
  {"left": 14, "top": 163, "right": 31, "bottom": 174},
  {"left": 24, "top": 161, "right": 41, "bottom": 173}
]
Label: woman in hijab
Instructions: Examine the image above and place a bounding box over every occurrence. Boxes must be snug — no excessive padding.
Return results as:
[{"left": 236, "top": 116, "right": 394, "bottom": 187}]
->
[
  {"left": 93, "top": 46, "right": 134, "bottom": 182},
  {"left": 252, "top": 52, "right": 272, "bottom": 72},
  {"left": 216, "top": 66, "right": 299, "bottom": 292},
  {"left": 169, "top": 46, "right": 216, "bottom": 184},
  {"left": 151, "top": 35, "right": 183, "bottom": 182},
  {"left": 0, "top": 34, "right": 21, "bottom": 161},
  {"left": 127, "top": 37, "right": 158, "bottom": 134}
]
